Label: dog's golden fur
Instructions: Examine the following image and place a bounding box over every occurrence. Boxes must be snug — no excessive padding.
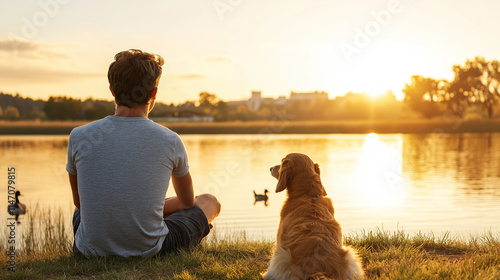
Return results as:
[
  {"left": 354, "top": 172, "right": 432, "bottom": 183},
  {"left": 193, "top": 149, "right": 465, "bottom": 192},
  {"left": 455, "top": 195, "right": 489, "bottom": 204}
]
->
[{"left": 263, "top": 153, "right": 364, "bottom": 280}]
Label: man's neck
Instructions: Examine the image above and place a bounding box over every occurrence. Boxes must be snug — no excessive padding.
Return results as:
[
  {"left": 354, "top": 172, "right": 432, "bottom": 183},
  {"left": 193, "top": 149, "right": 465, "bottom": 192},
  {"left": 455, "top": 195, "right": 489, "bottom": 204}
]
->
[{"left": 114, "top": 105, "right": 149, "bottom": 118}]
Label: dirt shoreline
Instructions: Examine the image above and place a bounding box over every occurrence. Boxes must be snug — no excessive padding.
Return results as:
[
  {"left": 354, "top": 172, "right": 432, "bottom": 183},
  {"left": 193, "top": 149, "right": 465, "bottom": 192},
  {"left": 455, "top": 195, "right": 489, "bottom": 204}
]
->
[{"left": 1, "top": 119, "right": 499, "bottom": 134}]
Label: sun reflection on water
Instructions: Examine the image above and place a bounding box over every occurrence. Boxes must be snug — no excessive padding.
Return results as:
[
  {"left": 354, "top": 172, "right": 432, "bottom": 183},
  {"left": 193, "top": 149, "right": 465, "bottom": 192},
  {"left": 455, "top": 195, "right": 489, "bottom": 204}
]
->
[{"left": 354, "top": 133, "right": 405, "bottom": 208}]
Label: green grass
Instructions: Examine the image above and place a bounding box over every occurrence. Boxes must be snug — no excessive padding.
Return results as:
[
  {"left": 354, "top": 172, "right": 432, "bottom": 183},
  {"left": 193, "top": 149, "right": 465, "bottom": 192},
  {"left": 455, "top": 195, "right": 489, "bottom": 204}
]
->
[{"left": 1, "top": 207, "right": 499, "bottom": 279}]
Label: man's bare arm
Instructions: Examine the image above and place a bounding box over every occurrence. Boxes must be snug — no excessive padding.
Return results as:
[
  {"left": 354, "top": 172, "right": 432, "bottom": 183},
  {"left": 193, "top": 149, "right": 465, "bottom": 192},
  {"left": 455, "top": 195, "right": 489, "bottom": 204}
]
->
[
  {"left": 163, "top": 171, "right": 195, "bottom": 217},
  {"left": 69, "top": 173, "right": 80, "bottom": 209}
]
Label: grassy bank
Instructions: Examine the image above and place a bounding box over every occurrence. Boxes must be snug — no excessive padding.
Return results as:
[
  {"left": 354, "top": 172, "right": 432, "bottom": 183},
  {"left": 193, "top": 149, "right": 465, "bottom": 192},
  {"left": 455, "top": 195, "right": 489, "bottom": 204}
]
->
[
  {"left": 1, "top": 207, "right": 499, "bottom": 279},
  {"left": 2, "top": 119, "right": 500, "bottom": 134}
]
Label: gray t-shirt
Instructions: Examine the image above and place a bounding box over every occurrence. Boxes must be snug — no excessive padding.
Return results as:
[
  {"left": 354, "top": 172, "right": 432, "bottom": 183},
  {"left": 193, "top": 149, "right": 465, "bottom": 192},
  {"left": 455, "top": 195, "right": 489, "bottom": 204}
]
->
[{"left": 66, "top": 116, "right": 189, "bottom": 257}]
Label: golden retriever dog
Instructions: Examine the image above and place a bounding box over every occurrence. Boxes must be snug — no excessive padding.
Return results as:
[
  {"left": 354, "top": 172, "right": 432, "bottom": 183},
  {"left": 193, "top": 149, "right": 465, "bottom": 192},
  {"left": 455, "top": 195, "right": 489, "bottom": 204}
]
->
[{"left": 262, "top": 153, "right": 364, "bottom": 280}]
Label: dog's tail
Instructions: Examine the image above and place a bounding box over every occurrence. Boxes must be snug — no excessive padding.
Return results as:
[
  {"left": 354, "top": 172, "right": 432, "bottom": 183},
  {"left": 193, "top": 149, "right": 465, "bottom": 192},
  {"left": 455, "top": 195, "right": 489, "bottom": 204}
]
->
[
  {"left": 305, "top": 246, "right": 364, "bottom": 280},
  {"left": 343, "top": 245, "right": 364, "bottom": 279}
]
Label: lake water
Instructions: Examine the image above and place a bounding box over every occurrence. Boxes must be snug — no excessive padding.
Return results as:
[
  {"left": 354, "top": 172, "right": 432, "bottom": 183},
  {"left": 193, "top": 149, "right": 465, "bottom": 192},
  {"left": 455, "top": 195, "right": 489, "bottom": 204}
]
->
[{"left": 1, "top": 133, "right": 499, "bottom": 240}]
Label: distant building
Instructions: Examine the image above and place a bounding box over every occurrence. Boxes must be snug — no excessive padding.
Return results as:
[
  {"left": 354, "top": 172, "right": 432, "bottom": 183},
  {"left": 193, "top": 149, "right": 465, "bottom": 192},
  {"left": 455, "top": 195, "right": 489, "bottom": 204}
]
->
[
  {"left": 228, "top": 90, "right": 329, "bottom": 111},
  {"left": 275, "top": 96, "right": 287, "bottom": 106},
  {"left": 289, "top": 91, "right": 329, "bottom": 103},
  {"left": 248, "top": 91, "right": 262, "bottom": 111}
]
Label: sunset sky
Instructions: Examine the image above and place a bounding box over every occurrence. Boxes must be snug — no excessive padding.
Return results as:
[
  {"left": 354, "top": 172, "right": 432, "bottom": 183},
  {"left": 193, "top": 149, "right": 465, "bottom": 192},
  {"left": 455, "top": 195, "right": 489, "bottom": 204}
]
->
[{"left": 0, "top": 0, "right": 499, "bottom": 104}]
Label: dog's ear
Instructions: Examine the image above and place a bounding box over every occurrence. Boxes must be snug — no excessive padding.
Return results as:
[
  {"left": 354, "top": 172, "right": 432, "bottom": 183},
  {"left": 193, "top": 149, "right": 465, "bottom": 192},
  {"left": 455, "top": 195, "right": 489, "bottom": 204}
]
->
[
  {"left": 276, "top": 159, "right": 292, "bottom": 193},
  {"left": 314, "top": 163, "right": 328, "bottom": 196},
  {"left": 314, "top": 163, "right": 320, "bottom": 175}
]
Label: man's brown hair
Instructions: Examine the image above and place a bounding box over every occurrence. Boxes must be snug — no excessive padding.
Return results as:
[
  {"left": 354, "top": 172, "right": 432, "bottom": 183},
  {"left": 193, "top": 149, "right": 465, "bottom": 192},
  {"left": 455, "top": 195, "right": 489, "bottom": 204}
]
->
[{"left": 108, "top": 49, "right": 164, "bottom": 108}]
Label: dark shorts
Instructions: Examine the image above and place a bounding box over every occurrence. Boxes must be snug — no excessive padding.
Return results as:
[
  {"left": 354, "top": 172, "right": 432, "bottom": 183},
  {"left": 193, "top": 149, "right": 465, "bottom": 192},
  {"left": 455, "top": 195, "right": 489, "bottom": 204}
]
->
[
  {"left": 72, "top": 206, "right": 210, "bottom": 256},
  {"left": 158, "top": 205, "right": 210, "bottom": 254}
]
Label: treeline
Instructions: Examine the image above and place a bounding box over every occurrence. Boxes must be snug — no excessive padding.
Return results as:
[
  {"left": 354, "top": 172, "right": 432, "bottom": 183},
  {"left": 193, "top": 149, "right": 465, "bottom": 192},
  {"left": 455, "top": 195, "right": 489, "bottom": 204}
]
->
[
  {"left": 0, "top": 93, "right": 45, "bottom": 120},
  {"left": 1, "top": 57, "right": 499, "bottom": 122},
  {"left": 150, "top": 91, "right": 406, "bottom": 121},
  {"left": 0, "top": 92, "right": 229, "bottom": 121},
  {"left": 404, "top": 57, "right": 500, "bottom": 119},
  {"left": 0, "top": 93, "right": 116, "bottom": 121},
  {"left": 0, "top": 89, "right": 468, "bottom": 122},
  {"left": 225, "top": 91, "right": 405, "bottom": 121}
]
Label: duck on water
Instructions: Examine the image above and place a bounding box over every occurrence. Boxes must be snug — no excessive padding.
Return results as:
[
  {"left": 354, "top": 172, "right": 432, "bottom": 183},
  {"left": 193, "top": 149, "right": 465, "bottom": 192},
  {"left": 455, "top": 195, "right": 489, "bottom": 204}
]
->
[
  {"left": 7, "top": 191, "right": 27, "bottom": 223},
  {"left": 253, "top": 189, "right": 269, "bottom": 206}
]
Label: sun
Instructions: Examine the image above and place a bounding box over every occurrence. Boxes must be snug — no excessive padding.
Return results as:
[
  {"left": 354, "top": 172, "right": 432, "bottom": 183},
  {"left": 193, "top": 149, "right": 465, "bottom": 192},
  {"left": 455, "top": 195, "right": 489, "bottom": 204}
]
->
[
  {"left": 366, "top": 91, "right": 384, "bottom": 99},
  {"left": 296, "top": 40, "right": 427, "bottom": 101},
  {"left": 333, "top": 40, "right": 427, "bottom": 100}
]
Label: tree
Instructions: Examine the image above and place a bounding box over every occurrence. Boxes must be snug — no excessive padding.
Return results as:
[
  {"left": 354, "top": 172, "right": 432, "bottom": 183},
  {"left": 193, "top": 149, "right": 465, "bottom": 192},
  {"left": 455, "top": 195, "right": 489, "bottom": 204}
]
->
[
  {"left": 0, "top": 92, "right": 44, "bottom": 119},
  {"left": 447, "top": 57, "right": 500, "bottom": 118},
  {"left": 231, "top": 104, "right": 255, "bottom": 121},
  {"left": 44, "top": 96, "right": 83, "bottom": 120},
  {"left": 84, "top": 103, "right": 114, "bottom": 120},
  {"left": 178, "top": 100, "right": 197, "bottom": 111},
  {"left": 198, "top": 92, "right": 218, "bottom": 115},
  {"left": 403, "top": 76, "right": 445, "bottom": 118},
  {"left": 4, "top": 106, "right": 20, "bottom": 120},
  {"left": 149, "top": 102, "right": 176, "bottom": 118},
  {"left": 82, "top": 98, "right": 114, "bottom": 120},
  {"left": 214, "top": 100, "right": 229, "bottom": 121}
]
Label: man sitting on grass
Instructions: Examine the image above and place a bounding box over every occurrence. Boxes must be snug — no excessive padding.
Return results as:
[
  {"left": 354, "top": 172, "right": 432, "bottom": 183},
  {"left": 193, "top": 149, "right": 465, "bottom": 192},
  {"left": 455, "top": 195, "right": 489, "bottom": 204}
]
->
[{"left": 67, "top": 49, "right": 221, "bottom": 257}]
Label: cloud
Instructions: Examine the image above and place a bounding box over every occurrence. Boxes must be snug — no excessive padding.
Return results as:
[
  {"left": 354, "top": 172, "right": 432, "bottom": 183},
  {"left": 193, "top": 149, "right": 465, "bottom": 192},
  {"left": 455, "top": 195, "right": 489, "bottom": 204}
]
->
[
  {"left": 0, "top": 65, "right": 101, "bottom": 84},
  {"left": 206, "top": 56, "right": 232, "bottom": 62},
  {"left": 0, "top": 38, "right": 39, "bottom": 52},
  {"left": 0, "top": 39, "right": 92, "bottom": 85},
  {"left": 173, "top": 74, "right": 206, "bottom": 79},
  {"left": 0, "top": 38, "right": 70, "bottom": 59}
]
